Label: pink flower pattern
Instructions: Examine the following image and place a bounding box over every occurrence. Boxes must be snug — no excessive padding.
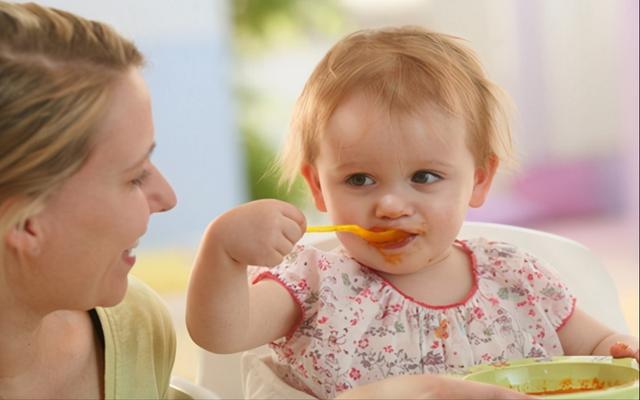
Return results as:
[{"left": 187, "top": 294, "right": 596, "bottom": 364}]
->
[{"left": 253, "top": 239, "right": 575, "bottom": 399}]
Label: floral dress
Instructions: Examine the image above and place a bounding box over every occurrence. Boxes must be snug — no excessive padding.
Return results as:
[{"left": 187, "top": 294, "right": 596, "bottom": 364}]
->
[{"left": 252, "top": 238, "right": 576, "bottom": 399}]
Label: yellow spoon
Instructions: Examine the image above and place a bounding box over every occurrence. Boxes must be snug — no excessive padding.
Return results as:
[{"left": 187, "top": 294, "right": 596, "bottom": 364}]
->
[{"left": 306, "top": 224, "right": 409, "bottom": 244}]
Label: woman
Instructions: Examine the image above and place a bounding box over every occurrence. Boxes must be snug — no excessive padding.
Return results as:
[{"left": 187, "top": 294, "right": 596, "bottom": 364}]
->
[
  {"left": 0, "top": 2, "right": 529, "bottom": 398},
  {"left": 1, "top": 2, "right": 177, "bottom": 398}
]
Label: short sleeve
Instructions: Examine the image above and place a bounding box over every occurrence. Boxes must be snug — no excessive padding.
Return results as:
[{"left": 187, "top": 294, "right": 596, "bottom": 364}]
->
[
  {"left": 482, "top": 240, "right": 577, "bottom": 331},
  {"left": 252, "top": 244, "right": 324, "bottom": 325},
  {"left": 520, "top": 249, "right": 576, "bottom": 330}
]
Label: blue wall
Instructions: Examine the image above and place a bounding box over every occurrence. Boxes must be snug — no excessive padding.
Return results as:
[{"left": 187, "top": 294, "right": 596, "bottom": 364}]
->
[{"left": 28, "top": 0, "right": 247, "bottom": 250}]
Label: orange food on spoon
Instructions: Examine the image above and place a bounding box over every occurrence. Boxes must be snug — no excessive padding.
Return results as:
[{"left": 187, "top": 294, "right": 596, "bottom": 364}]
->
[{"left": 306, "top": 224, "right": 410, "bottom": 244}]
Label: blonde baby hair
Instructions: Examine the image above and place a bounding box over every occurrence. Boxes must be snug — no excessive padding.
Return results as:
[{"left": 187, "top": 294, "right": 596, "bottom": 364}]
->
[
  {"left": 278, "top": 25, "right": 513, "bottom": 188},
  {"left": 0, "top": 1, "right": 144, "bottom": 246}
]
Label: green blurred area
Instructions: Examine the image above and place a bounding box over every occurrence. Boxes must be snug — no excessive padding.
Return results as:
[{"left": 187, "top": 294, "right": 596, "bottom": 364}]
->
[
  {"left": 242, "top": 125, "right": 308, "bottom": 204},
  {"left": 233, "top": 0, "right": 343, "bottom": 49},
  {"left": 233, "top": 0, "right": 344, "bottom": 208}
]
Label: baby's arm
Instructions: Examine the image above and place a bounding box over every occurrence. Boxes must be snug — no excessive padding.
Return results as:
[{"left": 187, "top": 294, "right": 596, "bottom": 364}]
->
[
  {"left": 558, "top": 307, "right": 639, "bottom": 361},
  {"left": 186, "top": 199, "right": 306, "bottom": 354}
]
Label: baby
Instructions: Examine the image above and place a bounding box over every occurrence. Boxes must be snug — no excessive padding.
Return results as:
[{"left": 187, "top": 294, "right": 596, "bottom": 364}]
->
[{"left": 187, "top": 26, "right": 639, "bottom": 399}]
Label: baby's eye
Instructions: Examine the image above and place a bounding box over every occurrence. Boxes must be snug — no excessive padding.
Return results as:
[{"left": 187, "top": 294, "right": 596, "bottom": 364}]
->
[
  {"left": 412, "top": 170, "right": 441, "bottom": 184},
  {"left": 346, "top": 173, "right": 375, "bottom": 186}
]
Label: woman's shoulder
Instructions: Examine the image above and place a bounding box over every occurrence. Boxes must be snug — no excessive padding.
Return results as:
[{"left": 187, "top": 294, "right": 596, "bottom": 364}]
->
[
  {"left": 96, "top": 276, "right": 176, "bottom": 398},
  {"left": 120, "top": 276, "right": 173, "bottom": 317},
  {"left": 102, "top": 276, "right": 175, "bottom": 338}
]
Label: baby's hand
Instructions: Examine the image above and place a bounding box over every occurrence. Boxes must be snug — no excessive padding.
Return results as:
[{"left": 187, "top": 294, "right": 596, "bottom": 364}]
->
[
  {"left": 610, "top": 342, "right": 640, "bottom": 362},
  {"left": 212, "top": 199, "right": 306, "bottom": 268}
]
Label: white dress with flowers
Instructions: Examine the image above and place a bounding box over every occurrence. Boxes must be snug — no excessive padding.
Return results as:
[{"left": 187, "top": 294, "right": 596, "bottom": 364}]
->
[{"left": 252, "top": 238, "right": 576, "bottom": 399}]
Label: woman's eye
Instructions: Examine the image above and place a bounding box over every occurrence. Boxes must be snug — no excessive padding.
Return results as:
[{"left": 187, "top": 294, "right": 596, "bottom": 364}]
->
[
  {"left": 412, "top": 170, "right": 441, "bottom": 184},
  {"left": 131, "top": 170, "right": 150, "bottom": 186},
  {"left": 346, "top": 173, "right": 375, "bottom": 186}
]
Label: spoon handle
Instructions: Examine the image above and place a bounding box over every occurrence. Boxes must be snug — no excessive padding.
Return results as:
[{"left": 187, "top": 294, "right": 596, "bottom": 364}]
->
[{"left": 306, "top": 225, "right": 357, "bottom": 233}]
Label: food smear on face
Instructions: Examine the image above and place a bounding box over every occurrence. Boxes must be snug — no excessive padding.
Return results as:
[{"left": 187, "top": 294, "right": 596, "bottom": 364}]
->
[
  {"left": 370, "top": 240, "right": 405, "bottom": 264},
  {"left": 374, "top": 249, "right": 403, "bottom": 264},
  {"left": 367, "top": 229, "right": 424, "bottom": 264}
]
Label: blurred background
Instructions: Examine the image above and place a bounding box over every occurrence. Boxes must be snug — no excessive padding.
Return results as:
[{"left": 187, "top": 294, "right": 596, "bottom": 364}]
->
[{"left": 25, "top": 0, "right": 639, "bottom": 382}]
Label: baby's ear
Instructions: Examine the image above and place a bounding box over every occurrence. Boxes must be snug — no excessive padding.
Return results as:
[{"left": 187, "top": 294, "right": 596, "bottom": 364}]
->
[
  {"left": 301, "top": 163, "right": 327, "bottom": 212},
  {"left": 469, "top": 155, "right": 499, "bottom": 208}
]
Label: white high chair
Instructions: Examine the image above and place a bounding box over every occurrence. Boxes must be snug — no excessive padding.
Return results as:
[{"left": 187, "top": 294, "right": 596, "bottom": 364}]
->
[
  {"left": 195, "top": 221, "right": 630, "bottom": 399},
  {"left": 168, "top": 375, "right": 220, "bottom": 399}
]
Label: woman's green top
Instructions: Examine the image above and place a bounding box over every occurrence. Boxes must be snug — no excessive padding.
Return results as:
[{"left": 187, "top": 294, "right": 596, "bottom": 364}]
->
[{"left": 95, "top": 276, "right": 176, "bottom": 399}]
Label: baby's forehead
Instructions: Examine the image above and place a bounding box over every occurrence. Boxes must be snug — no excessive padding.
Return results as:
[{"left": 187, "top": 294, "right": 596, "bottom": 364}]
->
[
  {"left": 325, "top": 91, "right": 465, "bottom": 135},
  {"left": 321, "top": 121, "right": 470, "bottom": 175},
  {"left": 324, "top": 100, "right": 465, "bottom": 147},
  {"left": 329, "top": 85, "right": 463, "bottom": 120},
  {"left": 317, "top": 92, "right": 472, "bottom": 165}
]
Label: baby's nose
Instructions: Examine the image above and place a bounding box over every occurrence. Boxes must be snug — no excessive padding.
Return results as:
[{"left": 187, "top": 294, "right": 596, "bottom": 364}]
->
[{"left": 374, "top": 193, "right": 413, "bottom": 219}]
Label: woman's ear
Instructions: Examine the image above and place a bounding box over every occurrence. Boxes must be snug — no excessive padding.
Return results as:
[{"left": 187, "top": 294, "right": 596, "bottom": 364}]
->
[
  {"left": 301, "top": 163, "right": 327, "bottom": 212},
  {"left": 469, "top": 155, "right": 499, "bottom": 208},
  {"left": 4, "top": 218, "right": 42, "bottom": 257}
]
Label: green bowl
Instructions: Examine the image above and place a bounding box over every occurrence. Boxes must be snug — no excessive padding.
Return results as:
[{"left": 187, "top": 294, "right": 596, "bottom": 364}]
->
[{"left": 463, "top": 356, "right": 639, "bottom": 399}]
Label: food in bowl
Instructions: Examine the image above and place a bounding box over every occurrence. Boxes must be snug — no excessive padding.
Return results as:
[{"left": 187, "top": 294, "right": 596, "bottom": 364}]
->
[{"left": 462, "top": 356, "right": 639, "bottom": 399}]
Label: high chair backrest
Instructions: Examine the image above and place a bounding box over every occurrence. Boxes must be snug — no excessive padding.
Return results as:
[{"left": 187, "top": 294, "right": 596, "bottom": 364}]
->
[{"left": 195, "top": 221, "right": 629, "bottom": 398}]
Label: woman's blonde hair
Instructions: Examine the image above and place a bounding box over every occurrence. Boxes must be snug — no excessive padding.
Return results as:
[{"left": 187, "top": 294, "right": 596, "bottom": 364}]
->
[
  {"left": 279, "top": 26, "right": 513, "bottom": 187},
  {"left": 0, "top": 1, "right": 144, "bottom": 242}
]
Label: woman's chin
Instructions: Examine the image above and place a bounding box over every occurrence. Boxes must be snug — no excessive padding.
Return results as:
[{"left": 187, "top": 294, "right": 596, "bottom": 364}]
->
[{"left": 97, "top": 279, "right": 130, "bottom": 308}]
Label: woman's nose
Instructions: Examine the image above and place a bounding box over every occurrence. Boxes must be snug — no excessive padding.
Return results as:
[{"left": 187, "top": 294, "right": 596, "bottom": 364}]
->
[
  {"left": 146, "top": 165, "right": 177, "bottom": 213},
  {"left": 374, "top": 193, "right": 413, "bottom": 219}
]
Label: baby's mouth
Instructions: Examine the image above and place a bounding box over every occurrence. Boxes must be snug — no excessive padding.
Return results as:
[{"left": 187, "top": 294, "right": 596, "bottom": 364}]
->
[{"left": 370, "top": 232, "right": 417, "bottom": 249}]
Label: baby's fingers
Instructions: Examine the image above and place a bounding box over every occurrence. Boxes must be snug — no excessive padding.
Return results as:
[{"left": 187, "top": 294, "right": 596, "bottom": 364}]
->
[
  {"left": 609, "top": 342, "right": 640, "bottom": 361},
  {"left": 260, "top": 231, "right": 300, "bottom": 267},
  {"left": 272, "top": 233, "right": 296, "bottom": 257},
  {"left": 281, "top": 217, "right": 305, "bottom": 244}
]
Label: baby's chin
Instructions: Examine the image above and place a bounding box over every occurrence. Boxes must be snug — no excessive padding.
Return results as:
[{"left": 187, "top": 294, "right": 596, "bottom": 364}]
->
[{"left": 342, "top": 245, "right": 419, "bottom": 275}]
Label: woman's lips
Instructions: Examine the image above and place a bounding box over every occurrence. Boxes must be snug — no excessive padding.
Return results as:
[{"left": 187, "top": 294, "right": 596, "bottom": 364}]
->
[{"left": 122, "top": 245, "right": 137, "bottom": 267}]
